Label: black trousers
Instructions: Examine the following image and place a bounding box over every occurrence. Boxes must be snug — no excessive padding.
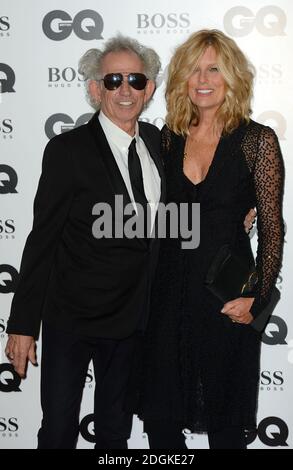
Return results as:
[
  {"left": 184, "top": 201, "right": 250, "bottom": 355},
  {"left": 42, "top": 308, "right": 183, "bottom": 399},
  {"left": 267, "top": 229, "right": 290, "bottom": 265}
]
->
[
  {"left": 144, "top": 420, "right": 247, "bottom": 449},
  {"left": 37, "top": 322, "right": 137, "bottom": 449}
]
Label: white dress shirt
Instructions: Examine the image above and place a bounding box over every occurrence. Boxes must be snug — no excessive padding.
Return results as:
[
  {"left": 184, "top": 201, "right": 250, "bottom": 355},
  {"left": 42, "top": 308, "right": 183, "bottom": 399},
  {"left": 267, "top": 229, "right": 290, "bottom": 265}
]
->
[{"left": 98, "top": 111, "right": 161, "bottom": 229}]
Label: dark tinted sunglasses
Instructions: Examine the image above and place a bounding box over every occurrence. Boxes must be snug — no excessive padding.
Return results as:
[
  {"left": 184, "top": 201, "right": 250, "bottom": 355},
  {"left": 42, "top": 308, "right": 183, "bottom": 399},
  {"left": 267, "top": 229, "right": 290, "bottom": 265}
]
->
[{"left": 101, "top": 73, "right": 148, "bottom": 90}]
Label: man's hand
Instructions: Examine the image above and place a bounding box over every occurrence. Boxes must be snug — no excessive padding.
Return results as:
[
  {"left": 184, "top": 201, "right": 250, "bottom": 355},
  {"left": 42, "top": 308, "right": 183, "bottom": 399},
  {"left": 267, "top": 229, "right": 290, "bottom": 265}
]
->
[
  {"left": 5, "top": 334, "right": 37, "bottom": 378},
  {"left": 244, "top": 208, "right": 257, "bottom": 234}
]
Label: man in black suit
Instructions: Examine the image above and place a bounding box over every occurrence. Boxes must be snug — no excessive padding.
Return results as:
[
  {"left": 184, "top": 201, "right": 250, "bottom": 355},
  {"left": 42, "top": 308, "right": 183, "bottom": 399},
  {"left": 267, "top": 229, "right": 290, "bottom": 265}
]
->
[{"left": 5, "top": 35, "right": 163, "bottom": 449}]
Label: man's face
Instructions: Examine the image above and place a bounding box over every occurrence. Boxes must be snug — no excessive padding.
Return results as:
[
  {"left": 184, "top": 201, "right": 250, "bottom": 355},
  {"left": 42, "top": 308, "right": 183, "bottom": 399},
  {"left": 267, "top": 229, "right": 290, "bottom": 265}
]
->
[{"left": 92, "top": 50, "right": 155, "bottom": 134}]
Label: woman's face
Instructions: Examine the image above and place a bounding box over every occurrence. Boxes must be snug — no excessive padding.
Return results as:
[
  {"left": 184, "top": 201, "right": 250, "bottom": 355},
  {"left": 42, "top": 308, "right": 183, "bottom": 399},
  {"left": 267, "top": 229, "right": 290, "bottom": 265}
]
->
[{"left": 187, "top": 46, "right": 226, "bottom": 114}]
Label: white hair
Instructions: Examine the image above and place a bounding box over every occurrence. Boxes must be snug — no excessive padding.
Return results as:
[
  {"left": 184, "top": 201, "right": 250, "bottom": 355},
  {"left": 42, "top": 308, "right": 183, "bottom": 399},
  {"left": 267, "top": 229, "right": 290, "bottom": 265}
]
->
[{"left": 78, "top": 34, "right": 161, "bottom": 109}]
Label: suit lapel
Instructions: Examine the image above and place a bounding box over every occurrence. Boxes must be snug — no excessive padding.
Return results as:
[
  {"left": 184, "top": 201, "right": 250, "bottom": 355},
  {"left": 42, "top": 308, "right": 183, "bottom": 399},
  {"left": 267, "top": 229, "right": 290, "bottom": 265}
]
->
[
  {"left": 87, "top": 113, "right": 166, "bottom": 246},
  {"left": 87, "top": 112, "right": 132, "bottom": 206}
]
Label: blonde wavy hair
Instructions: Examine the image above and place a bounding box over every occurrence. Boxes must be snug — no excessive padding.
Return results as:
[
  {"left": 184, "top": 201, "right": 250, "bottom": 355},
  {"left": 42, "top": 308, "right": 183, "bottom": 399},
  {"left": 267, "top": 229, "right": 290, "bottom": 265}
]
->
[{"left": 165, "top": 29, "right": 255, "bottom": 136}]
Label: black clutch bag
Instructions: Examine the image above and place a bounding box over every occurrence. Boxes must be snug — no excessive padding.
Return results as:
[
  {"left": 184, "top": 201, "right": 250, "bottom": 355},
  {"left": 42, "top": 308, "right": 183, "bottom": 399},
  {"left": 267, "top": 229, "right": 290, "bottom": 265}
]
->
[
  {"left": 205, "top": 244, "right": 281, "bottom": 332},
  {"left": 205, "top": 244, "right": 257, "bottom": 303}
]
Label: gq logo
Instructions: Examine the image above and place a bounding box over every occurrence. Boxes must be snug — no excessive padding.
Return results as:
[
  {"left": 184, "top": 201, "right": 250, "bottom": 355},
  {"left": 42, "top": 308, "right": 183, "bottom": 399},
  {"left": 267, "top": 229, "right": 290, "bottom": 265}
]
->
[
  {"left": 246, "top": 417, "right": 289, "bottom": 447},
  {"left": 155, "top": 64, "right": 168, "bottom": 89},
  {"left": 224, "top": 6, "right": 286, "bottom": 37},
  {"left": 137, "top": 12, "right": 190, "bottom": 31},
  {"left": 85, "top": 368, "right": 94, "bottom": 388},
  {"left": 257, "top": 111, "right": 286, "bottom": 140},
  {"left": 42, "top": 10, "right": 104, "bottom": 41},
  {"left": 0, "top": 63, "right": 15, "bottom": 93},
  {"left": 0, "top": 317, "right": 5, "bottom": 335},
  {"left": 45, "top": 113, "right": 92, "bottom": 139},
  {"left": 79, "top": 413, "right": 95, "bottom": 443},
  {"left": 0, "top": 264, "right": 19, "bottom": 293},
  {"left": 0, "top": 364, "right": 22, "bottom": 392},
  {"left": 0, "top": 165, "right": 18, "bottom": 194},
  {"left": 261, "top": 315, "right": 287, "bottom": 346}
]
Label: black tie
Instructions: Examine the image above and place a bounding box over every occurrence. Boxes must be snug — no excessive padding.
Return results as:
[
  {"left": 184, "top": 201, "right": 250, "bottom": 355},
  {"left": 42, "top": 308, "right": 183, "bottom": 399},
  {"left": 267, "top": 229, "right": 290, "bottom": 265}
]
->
[
  {"left": 128, "top": 138, "right": 148, "bottom": 208},
  {"left": 128, "top": 138, "right": 149, "bottom": 238}
]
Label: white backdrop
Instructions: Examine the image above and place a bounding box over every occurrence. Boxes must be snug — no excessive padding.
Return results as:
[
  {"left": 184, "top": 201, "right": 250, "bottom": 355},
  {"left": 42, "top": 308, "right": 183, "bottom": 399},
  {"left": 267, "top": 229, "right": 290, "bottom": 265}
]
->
[{"left": 0, "top": 0, "right": 292, "bottom": 449}]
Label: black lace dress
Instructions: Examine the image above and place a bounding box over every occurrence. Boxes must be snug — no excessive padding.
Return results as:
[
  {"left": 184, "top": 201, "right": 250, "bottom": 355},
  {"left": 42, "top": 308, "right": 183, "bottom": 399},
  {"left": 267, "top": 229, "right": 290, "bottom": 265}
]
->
[{"left": 138, "top": 120, "right": 284, "bottom": 432}]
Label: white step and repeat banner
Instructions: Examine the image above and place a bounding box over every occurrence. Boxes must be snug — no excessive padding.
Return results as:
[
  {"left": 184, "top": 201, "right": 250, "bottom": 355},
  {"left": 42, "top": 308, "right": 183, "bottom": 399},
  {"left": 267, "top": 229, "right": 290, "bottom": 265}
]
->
[{"left": 0, "top": 0, "right": 292, "bottom": 449}]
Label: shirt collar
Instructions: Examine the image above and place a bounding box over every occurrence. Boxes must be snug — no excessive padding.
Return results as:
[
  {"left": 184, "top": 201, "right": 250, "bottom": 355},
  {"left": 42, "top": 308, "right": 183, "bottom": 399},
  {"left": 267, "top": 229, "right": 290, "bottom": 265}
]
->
[{"left": 99, "top": 111, "right": 140, "bottom": 149}]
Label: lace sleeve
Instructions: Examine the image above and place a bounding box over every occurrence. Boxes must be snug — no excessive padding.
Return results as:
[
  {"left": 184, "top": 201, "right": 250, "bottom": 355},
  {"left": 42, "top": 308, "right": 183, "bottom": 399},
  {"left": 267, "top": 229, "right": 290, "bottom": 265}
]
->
[{"left": 249, "top": 126, "right": 285, "bottom": 317}]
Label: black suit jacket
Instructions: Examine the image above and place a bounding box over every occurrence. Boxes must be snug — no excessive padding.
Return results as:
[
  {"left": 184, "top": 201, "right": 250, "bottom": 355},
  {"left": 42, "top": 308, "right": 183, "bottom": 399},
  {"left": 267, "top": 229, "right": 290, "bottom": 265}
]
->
[{"left": 7, "top": 113, "right": 165, "bottom": 339}]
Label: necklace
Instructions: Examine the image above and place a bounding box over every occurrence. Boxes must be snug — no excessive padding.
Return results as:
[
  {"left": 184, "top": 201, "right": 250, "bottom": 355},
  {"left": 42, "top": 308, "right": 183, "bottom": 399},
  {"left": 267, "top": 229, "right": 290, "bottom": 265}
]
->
[
  {"left": 183, "top": 130, "right": 222, "bottom": 161},
  {"left": 183, "top": 135, "right": 192, "bottom": 161},
  {"left": 183, "top": 135, "right": 199, "bottom": 161}
]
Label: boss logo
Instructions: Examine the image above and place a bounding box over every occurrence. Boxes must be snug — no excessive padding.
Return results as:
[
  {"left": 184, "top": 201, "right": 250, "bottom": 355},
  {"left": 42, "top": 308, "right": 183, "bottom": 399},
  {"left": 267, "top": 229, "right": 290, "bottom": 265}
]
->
[
  {"left": 0, "top": 16, "right": 10, "bottom": 34},
  {"left": 48, "top": 67, "right": 84, "bottom": 88},
  {"left": 0, "top": 417, "right": 19, "bottom": 435},
  {"left": 0, "top": 220, "right": 15, "bottom": 240},
  {"left": 224, "top": 6, "right": 286, "bottom": 37},
  {"left": 137, "top": 13, "right": 190, "bottom": 33},
  {"left": 42, "top": 10, "right": 104, "bottom": 41},
  {"left": 0, "top": 118, "right": 13, "bottom": 139},
  {"left": 44, "top": 113, "right": 92, "bottom": 139},
  {"left": 256, "top": 64, "right": 283, "bottom": 85},
  {"left": 260, "top": 370, "right": 284, "bottom": 391}
]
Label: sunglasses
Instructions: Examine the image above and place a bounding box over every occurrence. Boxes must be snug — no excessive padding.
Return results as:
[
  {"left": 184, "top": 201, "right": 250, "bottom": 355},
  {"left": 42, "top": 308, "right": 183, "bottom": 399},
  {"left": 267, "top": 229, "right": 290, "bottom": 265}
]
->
[{"left": 101, "top": 73, "right": 148, "bottom": 91}]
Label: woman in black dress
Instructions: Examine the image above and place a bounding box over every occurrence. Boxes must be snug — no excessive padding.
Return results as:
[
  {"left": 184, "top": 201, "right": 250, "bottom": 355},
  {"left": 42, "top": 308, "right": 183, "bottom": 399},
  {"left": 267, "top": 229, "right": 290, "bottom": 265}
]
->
[{"left": 139, "top": 29, "right": 284, "bottom": 449}]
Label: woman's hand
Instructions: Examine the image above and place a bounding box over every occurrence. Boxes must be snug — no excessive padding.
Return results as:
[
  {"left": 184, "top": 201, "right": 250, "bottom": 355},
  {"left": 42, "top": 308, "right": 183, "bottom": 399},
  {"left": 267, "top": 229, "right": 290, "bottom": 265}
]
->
[
  {"left": 221, "top": 297, "right": 254, "bottom": 324},
  {"left": 244, "top": 208, "right": 257, "bottom": 234}
]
